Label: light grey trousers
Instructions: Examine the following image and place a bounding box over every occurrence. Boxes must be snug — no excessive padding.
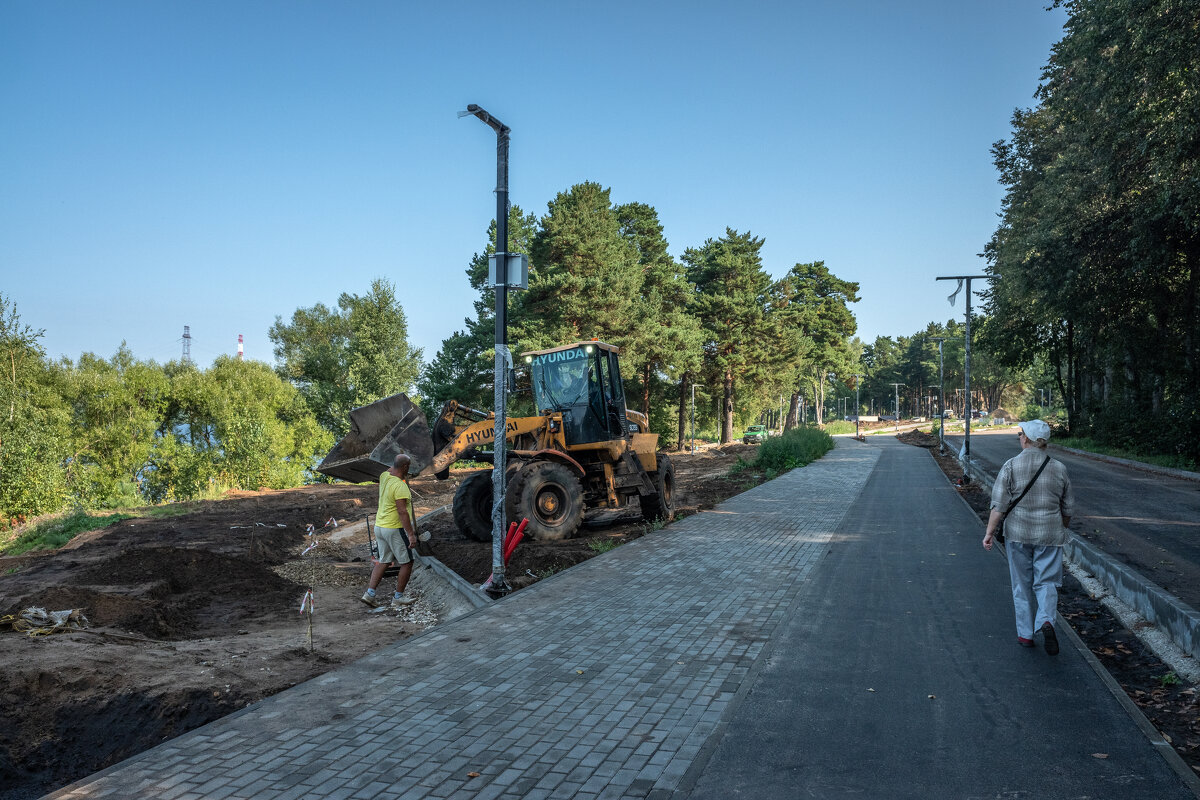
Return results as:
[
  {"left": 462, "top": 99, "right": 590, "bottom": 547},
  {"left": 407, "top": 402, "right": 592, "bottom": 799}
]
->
[{"left": 1006, "top": 542, "right": 1064, "bottom": 639}]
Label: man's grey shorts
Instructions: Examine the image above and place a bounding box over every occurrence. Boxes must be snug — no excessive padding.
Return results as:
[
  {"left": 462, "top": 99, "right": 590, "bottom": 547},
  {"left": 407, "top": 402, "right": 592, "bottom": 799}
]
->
[{"left": 374, "top": 526, "right": 413, "bottom": 565}]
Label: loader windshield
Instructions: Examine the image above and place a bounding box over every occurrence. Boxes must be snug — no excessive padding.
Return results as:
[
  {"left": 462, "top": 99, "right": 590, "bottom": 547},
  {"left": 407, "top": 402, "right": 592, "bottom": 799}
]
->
[{"left": 530, "top": 347, "right": 592, "bottom": 412}]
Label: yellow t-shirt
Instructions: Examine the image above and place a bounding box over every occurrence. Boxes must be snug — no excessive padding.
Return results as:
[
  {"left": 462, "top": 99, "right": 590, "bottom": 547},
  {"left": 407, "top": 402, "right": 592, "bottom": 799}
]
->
[{"left": 377, "top": 471, "right": 415, "bottom": 530}]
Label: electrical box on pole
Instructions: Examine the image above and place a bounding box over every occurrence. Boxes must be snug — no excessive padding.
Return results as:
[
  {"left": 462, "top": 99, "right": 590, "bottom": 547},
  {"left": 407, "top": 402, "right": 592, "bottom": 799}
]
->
[{"left": 488, "top": 253, "right": 529, "bottom": 289}]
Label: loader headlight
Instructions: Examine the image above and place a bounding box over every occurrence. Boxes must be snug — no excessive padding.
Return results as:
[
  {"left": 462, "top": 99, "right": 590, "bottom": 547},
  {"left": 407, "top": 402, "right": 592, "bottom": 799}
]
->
[{"left": 584, "top": 345, "right": 593, "bottom": 353}]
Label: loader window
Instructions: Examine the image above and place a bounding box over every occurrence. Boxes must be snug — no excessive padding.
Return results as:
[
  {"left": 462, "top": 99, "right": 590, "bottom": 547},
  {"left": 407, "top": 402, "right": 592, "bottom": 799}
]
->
[
  {"left": 529, "top": 345, "right": 611, "bottom": 444},
  {"left": 530, "top": 348, "right": 591, "bottom": 412}
]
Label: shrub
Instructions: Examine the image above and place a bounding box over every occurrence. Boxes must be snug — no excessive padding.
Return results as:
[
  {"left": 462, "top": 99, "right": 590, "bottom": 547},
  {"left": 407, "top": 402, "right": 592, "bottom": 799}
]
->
[{"left": 754, "top": 427, "right": 834, "bottom": 473}]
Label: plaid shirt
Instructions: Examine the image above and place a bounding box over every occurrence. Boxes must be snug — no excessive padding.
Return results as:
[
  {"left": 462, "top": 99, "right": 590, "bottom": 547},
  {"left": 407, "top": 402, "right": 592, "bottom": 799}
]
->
[{"left": 990, "top": 446, "right": 1075, "bottom": 546}]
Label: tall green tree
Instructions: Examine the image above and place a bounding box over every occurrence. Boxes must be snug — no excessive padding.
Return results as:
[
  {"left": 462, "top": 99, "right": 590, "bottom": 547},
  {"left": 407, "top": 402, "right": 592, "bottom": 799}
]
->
[
  {"left": 58, "top": 345, "right": 169, "bottom": 507},
  {"left": 986, "top": 0, "right": 1200, "bottom": 460},
  {"left": 684, "top": 229, "right": 774, "bottom": 442},
  {"left": 270, "top": 278, "right": 422, "bottom": 437},
  {"left": 0, "top": 296, "right": 69, "bottom": 521},
  {"left": 147, "top": 357, "right": 331, "bottom": 501},
  {"left": 614, "top": 201, "right": 704, "bottom": 432},
  {"left": 513, "top": 182, "right": 644, "bottom": 356},
  {"left": 770, "top": 261, "right": 859, "bottom": 427}
]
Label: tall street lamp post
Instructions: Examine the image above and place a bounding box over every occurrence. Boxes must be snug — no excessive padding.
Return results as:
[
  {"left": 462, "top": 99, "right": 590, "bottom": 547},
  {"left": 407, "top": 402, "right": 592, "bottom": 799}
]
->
[
  {"left": 854, "top": 374, "right": 864, "bottom": 439},
  {"left": 461, "top": 103, "right": 513, "bottom": 595},
  {"left": 930, "top": 336, "right": 948, "bottom": 453},
  {"left": 936, "top": 274, "right": 991, "bottom": 483}
]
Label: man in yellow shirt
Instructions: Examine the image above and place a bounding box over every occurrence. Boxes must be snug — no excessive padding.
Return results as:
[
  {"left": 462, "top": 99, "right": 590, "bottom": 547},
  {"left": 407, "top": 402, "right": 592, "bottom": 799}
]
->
[{"left": 360, "top": 453, "right": 419, "bottom": 608}]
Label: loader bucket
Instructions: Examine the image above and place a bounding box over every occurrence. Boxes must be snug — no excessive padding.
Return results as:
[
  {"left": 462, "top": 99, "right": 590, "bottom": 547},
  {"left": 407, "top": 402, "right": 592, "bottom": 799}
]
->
[{"left": 316, "top": 393, "right": 434, "bottom": 483}]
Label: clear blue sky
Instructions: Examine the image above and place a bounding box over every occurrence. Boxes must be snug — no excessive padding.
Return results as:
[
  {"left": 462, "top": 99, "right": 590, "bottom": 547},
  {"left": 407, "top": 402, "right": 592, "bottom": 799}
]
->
[{"left": 1, "top": 1, "right": 1067, "bottom": 369}]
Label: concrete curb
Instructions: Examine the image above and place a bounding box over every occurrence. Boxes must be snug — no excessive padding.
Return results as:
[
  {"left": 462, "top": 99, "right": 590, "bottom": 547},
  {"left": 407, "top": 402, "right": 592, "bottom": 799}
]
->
[
  {"left": 413, "top": 508, "right": 491, "bottom": 613},
  {"left": 1049, "top": 443, "right": 1200, "bottom": 483},
  {"left": 1064, "top": 535, "right": 1200, "bottom": 663},
  {"left": 961, "top": 455, "right": 1200, "bottom": 664}
]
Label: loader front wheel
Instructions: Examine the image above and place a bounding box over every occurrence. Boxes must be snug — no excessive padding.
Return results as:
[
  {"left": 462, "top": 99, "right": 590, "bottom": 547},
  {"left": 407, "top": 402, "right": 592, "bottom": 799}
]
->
[
  {"left": 639, "top": 454, "right": 675, "bottom": 523},
  {"left": 506, "top": 461, "right": 584, "bottom": 541},
  {"left": 453, "top": 472, "right": 494, "bottom": 542}
]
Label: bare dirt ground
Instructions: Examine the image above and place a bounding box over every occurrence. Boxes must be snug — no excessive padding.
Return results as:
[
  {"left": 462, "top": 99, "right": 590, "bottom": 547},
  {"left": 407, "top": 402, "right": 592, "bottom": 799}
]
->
[
  {"left": 0, "top": 443, "right": 761, "bottom": 799},
  {"left": 898, "top": 428, "right": 1200, "bottom": 777}
]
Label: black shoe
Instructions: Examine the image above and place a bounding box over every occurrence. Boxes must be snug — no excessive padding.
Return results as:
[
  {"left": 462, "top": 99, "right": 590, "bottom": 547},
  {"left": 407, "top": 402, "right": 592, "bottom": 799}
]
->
[{"left": 1041, "top": 622, "right": 1059, "bottom": 655}]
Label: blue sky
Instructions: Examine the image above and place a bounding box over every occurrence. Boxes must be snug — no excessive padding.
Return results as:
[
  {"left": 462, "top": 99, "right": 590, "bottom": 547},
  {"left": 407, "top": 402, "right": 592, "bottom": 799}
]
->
[{"left": 1, "top": 1, "right": 1067, "bottom": 369}]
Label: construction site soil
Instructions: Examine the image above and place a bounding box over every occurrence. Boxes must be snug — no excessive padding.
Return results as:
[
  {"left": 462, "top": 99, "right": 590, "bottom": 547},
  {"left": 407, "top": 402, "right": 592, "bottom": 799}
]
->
[
  {"left": 898, "top": 428, "right": 1200, "bottom": 777},
  {"left": 0, "top": 443, "right": 763, "bottom": 799}
]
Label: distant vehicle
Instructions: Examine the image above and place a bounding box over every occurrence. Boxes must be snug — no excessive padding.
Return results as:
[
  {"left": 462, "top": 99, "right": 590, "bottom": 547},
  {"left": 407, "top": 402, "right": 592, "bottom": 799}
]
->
[
  {"left": 742, "top": 424, "right": 768, "bottom": 444},
  {"left": 941, "top": 410, "right": 956, "bottom": 419},
  {"left": 971, "top": 410, "right": 984, "bottom": 419}
]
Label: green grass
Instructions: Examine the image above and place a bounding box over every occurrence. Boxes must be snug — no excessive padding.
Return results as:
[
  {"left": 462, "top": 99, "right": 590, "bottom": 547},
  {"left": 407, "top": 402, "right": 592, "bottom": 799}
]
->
[
  {"left": 586, "top": 538, "right": 621, "bottom": 554},
  {"left": 821, "top": 420, "right": 857, "bottom": 435},
  {"left": 0, "top": 509, "right": 135, "bottom": 556},
  {"left": 1055, "top": 436, "right": 1197, "bottom": 472},
  {"left": 0, "top": 500, "right": 196, "bottom": 557}
]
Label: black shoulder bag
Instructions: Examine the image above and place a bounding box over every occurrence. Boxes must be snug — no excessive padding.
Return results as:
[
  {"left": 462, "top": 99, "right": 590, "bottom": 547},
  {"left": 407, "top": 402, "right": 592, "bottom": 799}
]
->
[{"left": 995, "top": 455, "right": 1051, "bottom": 543}]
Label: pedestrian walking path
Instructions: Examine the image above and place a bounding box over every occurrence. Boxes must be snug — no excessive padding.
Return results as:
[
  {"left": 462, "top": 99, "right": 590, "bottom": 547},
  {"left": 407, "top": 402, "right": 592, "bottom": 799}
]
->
[{"left": 48, "top": 439, "right": 1198, "bottom": 799}]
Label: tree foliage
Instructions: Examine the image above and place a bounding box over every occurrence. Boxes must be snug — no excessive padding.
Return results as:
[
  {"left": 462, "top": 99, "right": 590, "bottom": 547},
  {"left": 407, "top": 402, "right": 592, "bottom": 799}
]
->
[
  {"left": 985, "top": 0, "right": 1200, "bottom": 461},
  {"left": 270, "top": 278, "right": 422, "bottom": 437},
  {"left": 0, "top": 296, "right": 69, "bottom": 522},
  {"left": 684, "top": 229, "right": 775, "bottom": 443}
]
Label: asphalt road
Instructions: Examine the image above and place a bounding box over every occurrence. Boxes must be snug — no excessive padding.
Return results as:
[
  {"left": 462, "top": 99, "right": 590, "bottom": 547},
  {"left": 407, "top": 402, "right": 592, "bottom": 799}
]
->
[
  {"left": 686, "top": 438, "right": 1195, "bottom": 800},
  {"left": 944, "top": 426, "right": 1200, "bottom": 611}
]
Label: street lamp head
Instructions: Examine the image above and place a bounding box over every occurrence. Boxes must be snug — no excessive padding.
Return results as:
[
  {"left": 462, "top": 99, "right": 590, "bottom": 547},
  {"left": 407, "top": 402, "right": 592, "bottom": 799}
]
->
[{"left": 459, "top": 103, "right": 509, "bottom": 134}]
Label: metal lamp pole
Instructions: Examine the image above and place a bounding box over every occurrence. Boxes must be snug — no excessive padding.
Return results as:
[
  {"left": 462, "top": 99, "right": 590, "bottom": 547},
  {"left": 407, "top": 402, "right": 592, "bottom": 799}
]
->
[
  {"left": 854, "top": 374, "right": 863, "bottom": 439},
  {"left": 890, "top": 383, "right": 904, "bottom": 432},
  {"left": 930, "top": 337, "right": 947, "bottom": 453},
  {"left": 461, "top": 103, "right": 512, "bottom": 595},
  {"left": 936, "top": 274, "right": 991, "bottom": 483}
]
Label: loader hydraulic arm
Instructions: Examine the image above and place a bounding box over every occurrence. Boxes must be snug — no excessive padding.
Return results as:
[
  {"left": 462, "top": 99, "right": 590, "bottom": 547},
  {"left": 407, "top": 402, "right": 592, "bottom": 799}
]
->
[{"left": 421, "top": 410, "right": 557, "bottom": 477}]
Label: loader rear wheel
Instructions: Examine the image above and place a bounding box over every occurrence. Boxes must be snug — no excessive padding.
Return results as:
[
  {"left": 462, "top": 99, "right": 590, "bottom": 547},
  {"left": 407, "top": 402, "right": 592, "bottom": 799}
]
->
[
  {"left": 453, "top": 472, "right": 494, "bottom": 542},
  {"left": 639, "top": 454, "right": 675, "bottom": 523},
  {"left": 506, "top": 461, "right": 584, "bottom": 541}
]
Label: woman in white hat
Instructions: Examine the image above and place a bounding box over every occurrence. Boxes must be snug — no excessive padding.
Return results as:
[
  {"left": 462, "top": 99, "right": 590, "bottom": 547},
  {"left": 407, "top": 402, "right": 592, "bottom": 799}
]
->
[{"left": 982, "top": 419, "right": 1075, "bottom": 654}]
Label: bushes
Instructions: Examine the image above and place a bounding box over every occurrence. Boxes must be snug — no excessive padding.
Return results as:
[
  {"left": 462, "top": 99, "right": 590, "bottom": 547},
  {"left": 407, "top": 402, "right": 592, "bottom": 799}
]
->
[{"left": 753, "top": 426, "right": 834, "bottom": 473}]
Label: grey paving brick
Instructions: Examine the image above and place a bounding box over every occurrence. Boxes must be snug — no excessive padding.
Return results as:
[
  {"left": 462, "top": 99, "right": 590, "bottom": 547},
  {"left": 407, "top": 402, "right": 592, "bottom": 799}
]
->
[{"left": 43, "top": 442, "right": 882, "bottom": 800}]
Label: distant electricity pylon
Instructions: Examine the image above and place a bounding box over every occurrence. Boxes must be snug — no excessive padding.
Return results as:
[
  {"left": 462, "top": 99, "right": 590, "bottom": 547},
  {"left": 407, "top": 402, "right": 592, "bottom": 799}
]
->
[
  {"left": 237, "top": 334, "right": 244, "bottom": 360},
  {"left": 182, "top": 325, "right": 192, "bottom": 365}
]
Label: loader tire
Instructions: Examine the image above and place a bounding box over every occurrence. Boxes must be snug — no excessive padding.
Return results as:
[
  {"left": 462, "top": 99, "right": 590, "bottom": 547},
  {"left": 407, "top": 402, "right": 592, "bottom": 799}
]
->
[
  {"left": 453, "top": 472, "right": 494, "bottom": 542},
  {"left": 639, "top": 454, "right": 675, "bottom": 523},
  {"left": 506, "top": 461, "right": 584, "bottom": 541}
]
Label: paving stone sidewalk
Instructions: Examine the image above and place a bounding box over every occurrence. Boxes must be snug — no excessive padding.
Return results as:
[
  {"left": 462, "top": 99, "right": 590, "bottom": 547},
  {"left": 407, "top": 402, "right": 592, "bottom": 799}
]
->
[{"left": 48, "top": 440, "right": 882, "bottom": 800}]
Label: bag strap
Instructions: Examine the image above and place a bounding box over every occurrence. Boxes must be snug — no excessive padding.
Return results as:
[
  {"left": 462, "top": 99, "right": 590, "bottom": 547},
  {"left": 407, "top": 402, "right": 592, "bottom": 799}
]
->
[{"left": 1004, "top": 455, "right": 1051, "bottom": 514}]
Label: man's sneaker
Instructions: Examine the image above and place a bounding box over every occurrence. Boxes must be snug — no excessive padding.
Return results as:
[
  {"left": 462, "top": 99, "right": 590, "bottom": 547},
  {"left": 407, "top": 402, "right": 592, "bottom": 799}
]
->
[
  {"left": 1017, "top": 636, "right": 1035, "bottom": 648},
  {"left": 1041, "top": 622, "right": 1059, "bottom": 655},
  {"left": 360, "top": 591, "right": 384, "bottom": 608},
  {"left": 391, "top": 592, "right": 417, "bottom": 608}
]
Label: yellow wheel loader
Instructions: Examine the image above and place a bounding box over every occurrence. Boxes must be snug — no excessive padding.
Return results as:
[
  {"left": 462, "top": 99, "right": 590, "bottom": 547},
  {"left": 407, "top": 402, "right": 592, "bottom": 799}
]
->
[{"left": 317, "top": 341, "right": 674, "bottom": 542}]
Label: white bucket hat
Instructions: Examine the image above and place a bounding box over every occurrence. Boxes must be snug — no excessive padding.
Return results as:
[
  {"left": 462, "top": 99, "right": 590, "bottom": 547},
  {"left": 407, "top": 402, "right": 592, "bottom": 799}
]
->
[{"left": 1018, "top": 419, "right": 1051, "bottom": 443}]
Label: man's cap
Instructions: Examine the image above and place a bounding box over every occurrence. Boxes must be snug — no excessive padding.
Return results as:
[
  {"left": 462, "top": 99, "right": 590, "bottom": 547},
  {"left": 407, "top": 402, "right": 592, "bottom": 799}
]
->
[{"left": 1018, "top": 419, "right": 1051, "bottom": 442}]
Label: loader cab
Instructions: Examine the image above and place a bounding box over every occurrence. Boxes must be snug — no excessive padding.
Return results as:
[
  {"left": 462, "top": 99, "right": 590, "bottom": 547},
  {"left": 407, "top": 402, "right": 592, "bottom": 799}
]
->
[{"left": 524, "top": 341, "right": 629, "bottom": 445}]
